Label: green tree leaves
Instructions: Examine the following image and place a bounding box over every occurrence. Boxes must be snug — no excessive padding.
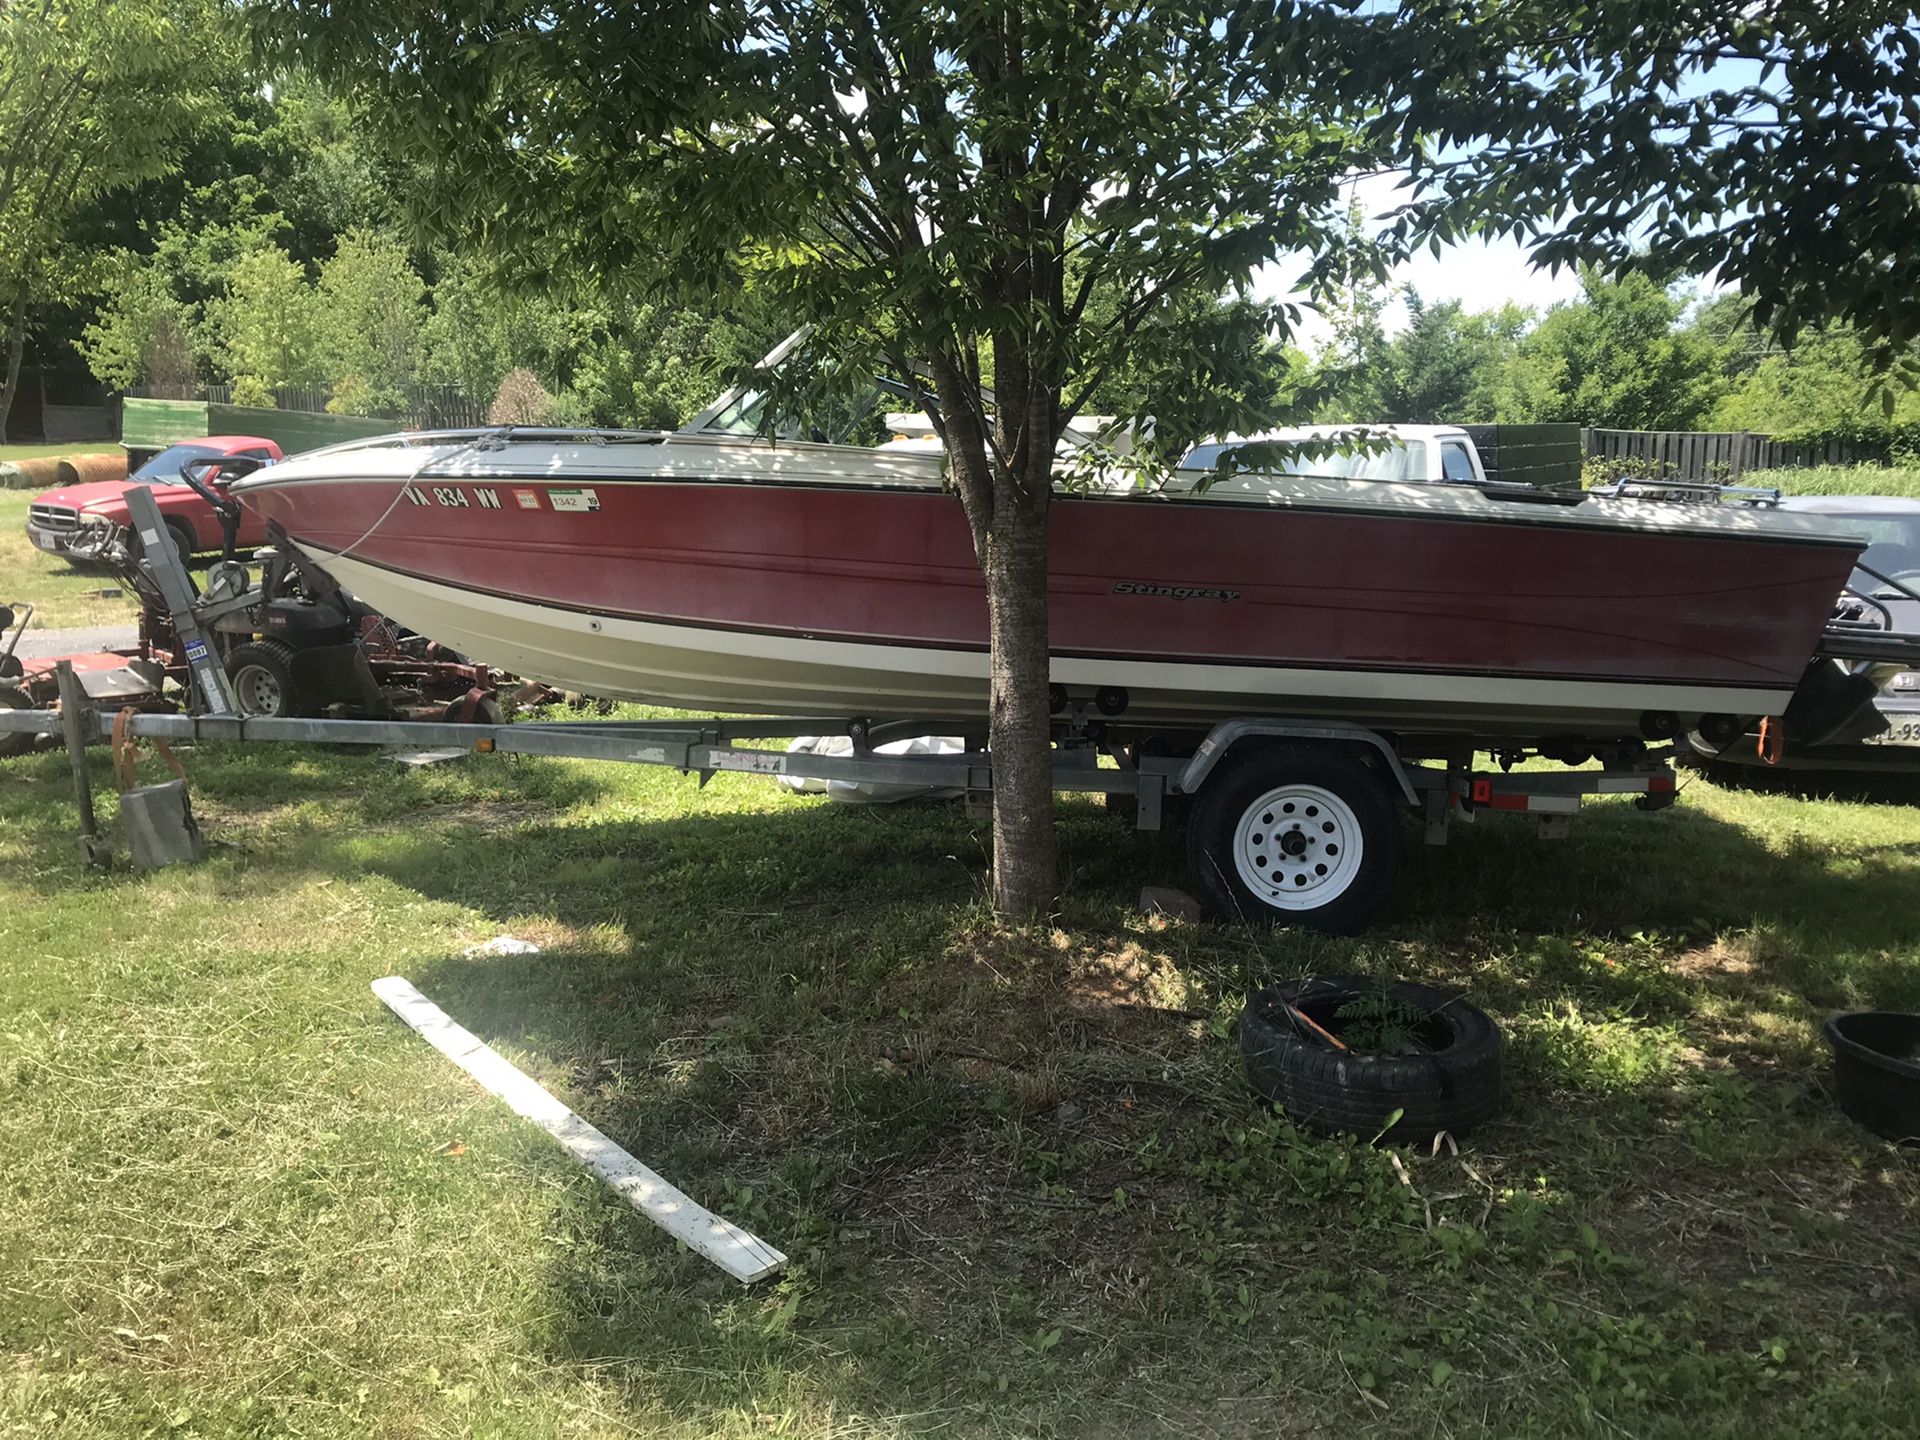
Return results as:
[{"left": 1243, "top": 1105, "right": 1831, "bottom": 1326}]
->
[
  {"left": 315, "top": 230, "right": 426, "bottom": 415},
  {"left": 0, "top": 0, "right": 233, "bottom": 435},
  {"left": 1497, "top": 272, "right": 1728, "bottom": 431},
  {"left": 210, "top": 244, "right": 323, "bottom": 391}
]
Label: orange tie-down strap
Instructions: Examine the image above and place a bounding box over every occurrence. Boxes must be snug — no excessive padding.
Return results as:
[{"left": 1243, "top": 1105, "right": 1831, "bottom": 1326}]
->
[
  {"left": 1756, "top": 716, "right": 1785, "bottom": 766},
  {"left": 112, "top": 706, "right": 186, "bottom": 794}
]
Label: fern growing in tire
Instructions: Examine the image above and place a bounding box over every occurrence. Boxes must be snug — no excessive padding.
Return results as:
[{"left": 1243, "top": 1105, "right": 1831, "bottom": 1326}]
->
[{"left": 1238, "top": 975, "right": 1502, "bottom": 1143}]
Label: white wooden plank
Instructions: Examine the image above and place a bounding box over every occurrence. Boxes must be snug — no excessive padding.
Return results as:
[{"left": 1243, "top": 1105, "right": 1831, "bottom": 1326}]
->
[{"left": 371, "top": 975, "right": 787, "bottom": 1284}]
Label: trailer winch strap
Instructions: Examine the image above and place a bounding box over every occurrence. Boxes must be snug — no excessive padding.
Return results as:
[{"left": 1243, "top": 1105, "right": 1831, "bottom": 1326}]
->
[
  {"left": 113, "top": 705, "right": 185, "bottom": 793},
  {"left": 1756, "top": 716, "right": 1784, "bottom": 767}
]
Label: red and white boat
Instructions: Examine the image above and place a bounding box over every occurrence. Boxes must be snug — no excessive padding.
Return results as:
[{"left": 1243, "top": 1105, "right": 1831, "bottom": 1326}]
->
[{"left": 229, "top": 419, "right": 1872, "bottom": 744}]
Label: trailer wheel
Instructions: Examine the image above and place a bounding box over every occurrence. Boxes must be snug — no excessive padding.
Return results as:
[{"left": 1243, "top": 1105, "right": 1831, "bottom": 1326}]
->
[
  {"left": 0, "top": 684, "right": 34, "bottom": 758},
  {"left": 1187, "top": 744, "right": 1400, "bottom": 933},
  {"left": 227, "top": 640, "right": 302, "bottom": 718}
]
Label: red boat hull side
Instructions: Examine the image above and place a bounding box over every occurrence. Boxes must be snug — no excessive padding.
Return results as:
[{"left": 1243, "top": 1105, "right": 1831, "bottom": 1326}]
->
[{"left": 237, "top": 474, "right": 1858, "bottom": 723}]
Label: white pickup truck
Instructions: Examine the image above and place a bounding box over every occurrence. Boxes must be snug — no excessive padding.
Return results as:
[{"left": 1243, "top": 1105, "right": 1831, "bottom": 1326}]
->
[{"left": 1178, "top": 424, "right": 1489, "bottom": 486}]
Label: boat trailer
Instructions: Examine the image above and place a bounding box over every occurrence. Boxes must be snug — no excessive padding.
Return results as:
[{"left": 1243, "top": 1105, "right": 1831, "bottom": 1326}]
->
[
  {"left": 2, "top": 676, "right": 1683, "bottom": 929},
  {"left": 7, "top": 484, "right": 1915, "bottom": 929}
]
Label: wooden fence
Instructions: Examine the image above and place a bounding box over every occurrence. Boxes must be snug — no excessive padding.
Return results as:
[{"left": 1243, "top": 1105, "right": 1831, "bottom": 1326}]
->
[{"left": 1581, "top": 428, "right": 1869, "bottom": 480}]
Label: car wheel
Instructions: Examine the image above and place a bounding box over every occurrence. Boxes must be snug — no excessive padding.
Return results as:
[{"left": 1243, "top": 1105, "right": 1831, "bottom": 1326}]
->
[{"left": 130, "top": 521, "right": 196, "bottom": 572}]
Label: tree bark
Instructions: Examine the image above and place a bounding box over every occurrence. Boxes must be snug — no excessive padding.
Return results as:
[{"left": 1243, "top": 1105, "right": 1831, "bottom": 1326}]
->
[
  {"left": 981, "top": 473, "right": 1056, "bottom": 918},
  {"left": 926, "top": 339, "right": 1061, "bottom": 920},
  {"left": 0, "top": 277, "right": 27, "bottom": 447}
]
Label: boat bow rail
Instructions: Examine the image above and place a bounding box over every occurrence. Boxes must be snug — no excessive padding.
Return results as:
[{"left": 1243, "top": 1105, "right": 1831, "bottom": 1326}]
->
[{"left": 286, "top": 425, "right": 682, "bottom": 463}]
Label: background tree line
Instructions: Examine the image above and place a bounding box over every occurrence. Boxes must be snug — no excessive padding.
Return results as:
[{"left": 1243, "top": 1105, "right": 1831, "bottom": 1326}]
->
[
  {"left": 1311, "top": 268, "right": 1920, "bottom": 450},
  {"left": 7, "top": 3, "right": 1916, "bottom": 449}
]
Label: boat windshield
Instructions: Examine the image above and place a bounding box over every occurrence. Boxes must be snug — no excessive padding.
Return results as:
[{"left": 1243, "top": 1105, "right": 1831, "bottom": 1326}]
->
[
  {"left": 696, "top": 388, "right": 774, "bottom": 436},
  {"left": 1843, "top": 513, "right": 1920, "bottom": 595},
  {"left": 1182, "top": 439, "right": 1429, "bottom": 484},
  {"left": 678, "top": 327, "right": 893, "bottom": 443}
]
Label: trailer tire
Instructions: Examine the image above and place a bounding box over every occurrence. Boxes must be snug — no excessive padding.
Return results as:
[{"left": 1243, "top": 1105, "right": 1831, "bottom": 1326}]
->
[
  {"left": 227, "top": 640, "right": 302, "bottom": 718},
  {"left": 1239, "top": 976, "right": 1503, "bottom": 1142},
  {"left": 0, "top": 684, "right": 34, "bottom": 758},
  {"left": 443, "top": 694, "right": 504, "bottom": 726},
  {"left": 1187, "top": 744, "right": 1399, "bottom": 933}
]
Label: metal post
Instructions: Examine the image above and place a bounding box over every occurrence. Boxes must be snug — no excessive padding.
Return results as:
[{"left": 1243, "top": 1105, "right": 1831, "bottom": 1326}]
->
[
  {"left": 121, "top": 486, "right": 241, "bottom": 716},
  {"left": 53, "top": 661, "right": 109, "bottom": 868}
]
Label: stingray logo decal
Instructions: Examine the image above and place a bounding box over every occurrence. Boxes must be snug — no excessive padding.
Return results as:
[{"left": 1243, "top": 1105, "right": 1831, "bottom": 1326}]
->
[{"left": 1112, "top": 580, "right": 1241, "bottom": 602}]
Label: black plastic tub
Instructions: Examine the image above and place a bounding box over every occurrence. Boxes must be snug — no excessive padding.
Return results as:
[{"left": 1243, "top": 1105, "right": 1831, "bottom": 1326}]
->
[{"left": 1824, "top": 1012, "right": 1920, "bottom": 1144}]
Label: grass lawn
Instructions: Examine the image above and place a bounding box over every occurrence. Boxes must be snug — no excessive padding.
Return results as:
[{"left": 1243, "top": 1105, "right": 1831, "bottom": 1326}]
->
[
  {"left": 0, "top": 442, "right": 114, "bottom": 464},
  {"left": 0, "top": 491, "right": 137, "bottom": 630},
  {"left": 1748, "top": 464, "right": 1920, "bottom": 498},
  {"left": 1, "top": 732, "right": 1916, "bottom": 1437}
]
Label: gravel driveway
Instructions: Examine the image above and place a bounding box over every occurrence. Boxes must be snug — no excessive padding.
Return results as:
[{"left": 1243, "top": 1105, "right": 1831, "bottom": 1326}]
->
[{"left": 8, "top": 623, "right": 139, "bottom": 661}]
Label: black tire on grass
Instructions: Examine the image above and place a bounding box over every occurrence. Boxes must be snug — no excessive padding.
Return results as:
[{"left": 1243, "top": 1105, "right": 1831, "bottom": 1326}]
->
[
  {"left": 0, "top": 684, "right": 35, "bottom": 758},
  {"left": 1239, "top": 974, "right": 1503, "bottom": 1142}
]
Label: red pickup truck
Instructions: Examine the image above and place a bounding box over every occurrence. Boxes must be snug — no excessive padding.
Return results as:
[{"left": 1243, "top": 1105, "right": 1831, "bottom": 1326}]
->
[{"left": 26, "top": 436, "right": 283, "bottom": 565}]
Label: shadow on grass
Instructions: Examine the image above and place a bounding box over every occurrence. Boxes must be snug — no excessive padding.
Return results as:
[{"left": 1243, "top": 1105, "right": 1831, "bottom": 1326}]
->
[
  {"left": 363, "top": 790, "right": 1920, "bottom": 1431},
  {"left": 1686, "top": 761, "right": 1920, "bottom": 808},
  {"left": 8, "top": 743, "right": 1919, "bottom": 1430}
]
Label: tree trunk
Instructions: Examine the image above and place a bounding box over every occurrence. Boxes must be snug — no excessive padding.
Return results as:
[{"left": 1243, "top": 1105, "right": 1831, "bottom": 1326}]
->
[
  {"left": 981, "top": 471, "right": 1056, "bottom": 918},
  {"left": 925, "top": 335, "right": 1061, "bottom": 920},
  {"left": 0, "top": 277, "right": 27, "bottom": 447}
]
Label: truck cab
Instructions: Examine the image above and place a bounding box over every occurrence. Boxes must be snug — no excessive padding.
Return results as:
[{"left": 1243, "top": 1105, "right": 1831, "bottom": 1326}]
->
[
  {"left": 26, "top": 436, "right": 283, "bottom": 565},
  {"left": 1178, "top": 424, "right": 1489, "bottom": 486}
]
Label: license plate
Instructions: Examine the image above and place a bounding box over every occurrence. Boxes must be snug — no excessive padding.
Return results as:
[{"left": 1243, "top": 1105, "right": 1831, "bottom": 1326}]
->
[
  {"left": 1864, "top": 718, "right": 1920, "bottom": 746},
  {"left": 29, "top": 530, "right": 58, "bottom": 552}
]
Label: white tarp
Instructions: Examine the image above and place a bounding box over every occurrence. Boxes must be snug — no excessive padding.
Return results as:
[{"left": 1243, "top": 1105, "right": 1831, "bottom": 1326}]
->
[{"left": 779, "top": 734, "right": 967, "bottom": 804}]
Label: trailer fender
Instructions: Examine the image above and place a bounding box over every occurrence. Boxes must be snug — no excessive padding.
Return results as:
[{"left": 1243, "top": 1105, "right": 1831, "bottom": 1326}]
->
[{"left": 1177, "top": 719, "right": 1419, "bottom": 808}]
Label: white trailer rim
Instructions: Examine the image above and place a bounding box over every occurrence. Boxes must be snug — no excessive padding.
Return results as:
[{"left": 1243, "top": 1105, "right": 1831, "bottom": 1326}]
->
[{"left": 1231, "top": 782, "right": 1365, "bottom": 910}]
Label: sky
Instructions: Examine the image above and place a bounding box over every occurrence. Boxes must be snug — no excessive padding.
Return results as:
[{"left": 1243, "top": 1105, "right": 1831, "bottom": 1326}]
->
[
  {"left": 1252, "top": 168, "right": 1586, "bottom": 351},
  {"left": 1273, "top": 233, "right": 1587, "bottom": 350},
  {"left": 1260, "top": 50, "right": 1772, "bottom": 353}
]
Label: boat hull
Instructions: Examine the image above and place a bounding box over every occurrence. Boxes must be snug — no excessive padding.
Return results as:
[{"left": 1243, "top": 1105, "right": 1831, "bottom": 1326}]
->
[{"left": 235, "top": 454, "right": 1864, "bottom": 737}]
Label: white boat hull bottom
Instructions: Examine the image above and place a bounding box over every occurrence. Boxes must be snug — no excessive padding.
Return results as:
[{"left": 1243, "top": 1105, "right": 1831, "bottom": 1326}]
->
[{"left": 309, "top": 546, "right": 1791, "bottom": 737}]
